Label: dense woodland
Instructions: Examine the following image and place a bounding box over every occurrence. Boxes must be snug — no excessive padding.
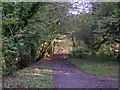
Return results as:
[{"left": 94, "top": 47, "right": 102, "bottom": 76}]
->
[{"left": 1, "top": 2, "right": 120, "bottom": 76}]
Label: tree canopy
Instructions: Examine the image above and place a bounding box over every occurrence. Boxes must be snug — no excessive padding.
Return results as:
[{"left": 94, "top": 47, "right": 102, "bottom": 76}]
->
[{"left": 1, "top": 2, "right": 120, "bottom": 76}]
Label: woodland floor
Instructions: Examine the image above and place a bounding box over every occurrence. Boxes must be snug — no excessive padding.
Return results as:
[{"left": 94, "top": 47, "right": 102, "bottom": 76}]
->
[
  {"left": 2, "top": 59, "right": 54, "bottom": 88},
  {"left": 2, "top": 52, "right": 119, "bottom": 88}
]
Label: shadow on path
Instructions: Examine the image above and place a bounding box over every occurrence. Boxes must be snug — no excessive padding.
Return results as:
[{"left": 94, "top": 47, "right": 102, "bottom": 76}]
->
[{"left": 49, "top": 52, "right": 118, "bottom": 88}]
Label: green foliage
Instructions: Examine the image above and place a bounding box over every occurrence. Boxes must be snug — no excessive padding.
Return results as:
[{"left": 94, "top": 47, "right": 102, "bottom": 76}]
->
[
  {"left": 96, "top": 45, "right": 115, "bottom": 60},
  {"left": 91, "top": 2, "right": 120, "bottom": 50},
  {"left": 2, "top": 2, "right": 69, "bottom": 76},
  {"left": 70, "top": 51, "right": 89, "bottom": 59},
  {"left": 69, "top": 44, "right": 117, "bottom": 63},
  {"left": 2, "top": 2, "right": 119, "bottom": 76},
  {"left": 2, "top": 2, "right": 55, "bottom": 75},
  {"left": 71, "top": 2, "right": 120, "bottom": 55}
]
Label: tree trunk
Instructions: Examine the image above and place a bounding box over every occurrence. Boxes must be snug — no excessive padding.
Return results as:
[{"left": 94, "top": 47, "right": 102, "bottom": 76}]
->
[
  {"left": 36, "top": 42, "right": 51, "bottom": 61},
  {"left": 71, "top": 36, "right": 76, "bottom": 47}
]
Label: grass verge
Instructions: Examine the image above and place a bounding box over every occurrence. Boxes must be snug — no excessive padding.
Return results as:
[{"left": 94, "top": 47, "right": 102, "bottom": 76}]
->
[
  {"left": 68, "top": 59, "right": 119, "bottom": 77},
  {"left": 2, "top": 59, "right": 54, "bottom": 88}
]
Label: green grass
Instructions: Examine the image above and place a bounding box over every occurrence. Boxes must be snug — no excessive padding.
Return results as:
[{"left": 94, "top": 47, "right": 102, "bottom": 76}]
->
[
  {"left": 3, "top": 59, "right": 54, "bottom": 88},
  {"left": 69, "top": 59, "right": 119, "bottom": 77}
]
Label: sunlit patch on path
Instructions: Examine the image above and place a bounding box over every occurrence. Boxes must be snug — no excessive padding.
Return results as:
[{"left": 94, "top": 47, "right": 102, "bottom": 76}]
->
[{"left": 53, "top": 70, "right": 80, "bottom": 75}]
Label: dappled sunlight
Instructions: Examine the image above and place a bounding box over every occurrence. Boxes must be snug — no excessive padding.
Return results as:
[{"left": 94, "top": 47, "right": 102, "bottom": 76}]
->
[
  {"left": 3, "top": 62, "right": 54, "bottom": 88},
  {"left": 34, "top": 68, "right": 39, "bottom": 71},
  {"left": 44, "top": 58, "right": 52, "bottom": 61},
  {"left": 64, "top": 73, "right": 79, "bottom": 75},
  {"left": 2, "top": 2, "right": 119, "bottom": 88},
  {"left": 53, "top": 70, "right": 80, "bottom": 75},
  {"left": 43, "top": 69, "right": 53, "bottom": 72},
  {"left": 20, "top": 72, "right": 45, "bottom": 76},
  {"left": 33, "top": 68, "right": 53, "bottom": 73}
]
